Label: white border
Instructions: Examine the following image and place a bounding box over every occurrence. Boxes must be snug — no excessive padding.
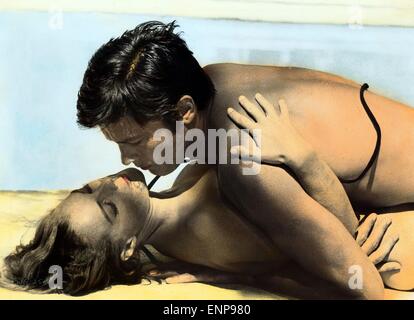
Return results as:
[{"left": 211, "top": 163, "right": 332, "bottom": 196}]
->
[{"left": 1, "top": 0, "right": 413, "bottom": 27}]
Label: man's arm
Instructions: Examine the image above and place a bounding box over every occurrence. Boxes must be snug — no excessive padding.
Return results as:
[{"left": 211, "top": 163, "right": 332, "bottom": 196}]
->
[
  {"left": 214, "top": 94, "right": 383, "bottom": 299},
  {"left": 218, "top": 163, "right": 383, "bottom": 299},
  {"left": 227, "top": 94, "right": 358, "bottom": 233},
  {"left": 288, "top": 150, "right": 358, "bottom": 233}
]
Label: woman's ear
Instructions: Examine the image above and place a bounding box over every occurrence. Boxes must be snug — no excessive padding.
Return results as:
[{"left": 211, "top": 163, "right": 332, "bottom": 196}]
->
[
  {"left": 120, "top": 236, "right": 138, "bottom": 262},
  {"left": 177, "top": 95, "right": 197, "bottom": 125}
]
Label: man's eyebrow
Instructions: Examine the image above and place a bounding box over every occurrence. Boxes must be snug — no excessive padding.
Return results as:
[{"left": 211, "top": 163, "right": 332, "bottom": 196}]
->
[
  {"left": 113, "top": 136, "right": 142, "bottom": 144},
  {"left": 101, "top": 127, "right": 142, "bottom": 144}
]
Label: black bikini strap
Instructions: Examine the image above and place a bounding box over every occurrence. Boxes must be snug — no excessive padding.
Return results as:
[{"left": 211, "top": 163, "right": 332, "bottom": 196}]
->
[
  {"left": 340, "top": 83, "right": 382, "bottom": 183},
  {"left": 148, "top": 175, "right": 161, "bottom": 189}
]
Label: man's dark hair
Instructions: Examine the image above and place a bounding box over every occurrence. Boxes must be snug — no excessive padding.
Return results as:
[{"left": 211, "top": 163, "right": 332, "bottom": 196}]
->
[{"left": 76, "top": 20, "right": 215, "bottom": 128}]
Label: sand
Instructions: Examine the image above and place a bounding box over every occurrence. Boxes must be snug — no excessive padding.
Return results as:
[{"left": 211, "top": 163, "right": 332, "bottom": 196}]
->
[{"left": 0, "top": 191, "right": 285, "bottom": 300}]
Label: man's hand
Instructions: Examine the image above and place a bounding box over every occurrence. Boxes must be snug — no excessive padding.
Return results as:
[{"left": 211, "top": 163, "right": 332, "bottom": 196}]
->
[
  {"left": 227, "top": 93, "right": 358, "bottom": 233},
  {"left": 357, "top": 213, "right": 401, "bottom": 273},
  {"left": 227, "top": 94, "right": 313, "bottom": 168}
]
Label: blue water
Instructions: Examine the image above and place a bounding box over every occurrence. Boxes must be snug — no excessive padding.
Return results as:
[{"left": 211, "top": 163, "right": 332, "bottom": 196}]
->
[{"left": 1, "top": 11, "right": 414, "bottom": 190}]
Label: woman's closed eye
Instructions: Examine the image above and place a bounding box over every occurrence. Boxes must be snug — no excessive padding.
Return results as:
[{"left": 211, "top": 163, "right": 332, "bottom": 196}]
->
[{"left": 102, "top": 200, "right": 118, "bottom": 219}]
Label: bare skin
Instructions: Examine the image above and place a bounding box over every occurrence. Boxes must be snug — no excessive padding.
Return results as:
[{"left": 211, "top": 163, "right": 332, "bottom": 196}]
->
[
  {"left": 357, "top": 210, "right": 414, "bottom": 292},
  {"left": 150, "top": 167, "right": 414, "bottom": 298},
  {"left": 66, "top": 165, "right": 378, "bottom": 299},
  {"left": 100, "top": 63, "right": 414, "bottom": 298},
  {"left": 148, "top": 165, "right": 285, "bottom": 274},
  {"left": 62, "top": 163, "right": 413, "bottom": 299},
  {"left": 205, "top": 63, "right": 414, "bottom": 209},
  {"left": 201, "top": 63, "right": 414, "bottom": 298}
]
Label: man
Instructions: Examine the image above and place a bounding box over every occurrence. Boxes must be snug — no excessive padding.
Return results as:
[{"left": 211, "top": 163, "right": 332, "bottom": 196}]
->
[{"left": 76, "top": 21, "right": 414, "bottom": 298}]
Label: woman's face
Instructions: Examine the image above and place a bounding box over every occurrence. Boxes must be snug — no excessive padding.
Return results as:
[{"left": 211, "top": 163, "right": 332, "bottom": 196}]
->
[{"left": 56, "top": 168, "right": 150, "bottom": 246}]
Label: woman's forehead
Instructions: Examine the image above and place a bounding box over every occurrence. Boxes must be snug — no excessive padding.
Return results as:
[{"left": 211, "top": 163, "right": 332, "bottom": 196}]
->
[{"left": 59, "top": 193, "right": 108, "bottom": 242}]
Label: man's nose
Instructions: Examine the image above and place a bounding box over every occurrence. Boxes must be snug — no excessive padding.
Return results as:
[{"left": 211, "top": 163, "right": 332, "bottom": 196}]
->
[{"left": 119, "top": 147, "right": 134, "bottom": 165}]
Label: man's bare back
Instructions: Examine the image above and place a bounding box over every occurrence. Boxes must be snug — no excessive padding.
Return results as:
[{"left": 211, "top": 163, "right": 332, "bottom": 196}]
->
[{"left": 204, "top": 63, "right": 414, "bottom": 210}]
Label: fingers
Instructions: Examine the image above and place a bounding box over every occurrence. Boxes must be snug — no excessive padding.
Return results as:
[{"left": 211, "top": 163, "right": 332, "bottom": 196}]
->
[
  {"left": 356, "top": 213, "right": 377, "bottom": 246},
  {"left": 165, "top": 273, "right": 199, "bottom": 284},
  {"left": 166, "top": 272, "right": 250, "bottom": 285},
  {"left": 146, "top": 267, "right": 252, "bottom": 285},
  {"left": 227, "top": 107, "right": 256, "bottom": 131},
  {"left": 369, "top": 234, "right": 399, "bottom": 265},
  {"left": 254, "top": 93, "right": 277, "bottom": 117},
  {"left": 361, "top": 216, "right": 392, "bottom": 256},
  {"left": 230, "top": 145, "right": 261, "bottom": 163},
  {"left": 231, "top": 94, "right": 289, "bottom": 124},
  {"left": 278, "top": 99, "right": 290, "bottom": 121},
  {"left": 147, "top": 269, "right": 179, "bottom": 278},
  {"left": 144, "top": 269, "right": 181, "bottom": 284},
  {"left": 255, "top": 93, "right": 289, "bottom": 120},
  {"left": 239, "top": 95, "right": 265, "bottom": 121},
  {"left": 377, "top": 262, "right": 401, "bottom": 273}
]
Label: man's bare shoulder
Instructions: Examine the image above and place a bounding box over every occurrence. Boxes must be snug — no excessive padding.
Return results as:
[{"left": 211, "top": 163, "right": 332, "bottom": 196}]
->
[
  {"left": 204, "top": 63, "right": 361, "bottom": 128},
  {"left": 204, "top": 63, "right": 359, "bottom": 89},
  {"left": 204, "top": 63, "right": 287, "bottom": 128},
  {"left": 203, "top": 62, "right": 283, "bottom": 87}
]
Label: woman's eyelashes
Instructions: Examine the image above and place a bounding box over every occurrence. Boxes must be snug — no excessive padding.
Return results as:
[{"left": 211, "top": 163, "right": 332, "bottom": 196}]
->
[{"left": 102, "top": 200, "right": 119, "bottom": 219}]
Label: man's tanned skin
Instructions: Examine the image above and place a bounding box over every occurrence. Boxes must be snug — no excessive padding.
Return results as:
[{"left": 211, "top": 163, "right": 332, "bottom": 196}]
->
[
  {"left": 75, "top": 21, "right": 414, "bottom": 299},
  {"left": 99, "top": 62, "right": 414, "bottom": 298},
  {"left": 205, "top": 63, "right": 414, "bottom": 209},
  {"left": 200, "top": 63, "right": 414, "bottom": 299}
]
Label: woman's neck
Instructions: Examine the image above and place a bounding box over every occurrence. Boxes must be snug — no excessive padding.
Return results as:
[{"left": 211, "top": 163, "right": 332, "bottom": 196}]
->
[{"left": 142, "top": 190, "right": 194, "bottom": 251}]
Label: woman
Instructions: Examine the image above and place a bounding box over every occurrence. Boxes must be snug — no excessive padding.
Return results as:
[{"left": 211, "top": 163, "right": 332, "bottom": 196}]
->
[{"left": 1, "top": 97, "right": 409, "bottom": 298}]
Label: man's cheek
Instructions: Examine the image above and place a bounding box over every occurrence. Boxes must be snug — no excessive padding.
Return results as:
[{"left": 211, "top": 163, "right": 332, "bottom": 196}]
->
[{"left": 145, "top": 141, "right": 160, "bottom": 160}]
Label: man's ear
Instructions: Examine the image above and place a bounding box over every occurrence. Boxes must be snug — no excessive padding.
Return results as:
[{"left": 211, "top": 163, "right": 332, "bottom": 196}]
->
[
  {"left": 120, "top": 236, "right": 138, "bottom": 262},
  {"left": 177, "top": 95, "right": 197, "bottom": 125}
]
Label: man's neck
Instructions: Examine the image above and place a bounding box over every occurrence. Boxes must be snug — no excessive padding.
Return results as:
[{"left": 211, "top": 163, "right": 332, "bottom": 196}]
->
[
  {"left": 193, "top": 107, "right": 209, "bottom": 135},
  {"left": 182, "top": 107, "right": 210, "bottom": 164}
]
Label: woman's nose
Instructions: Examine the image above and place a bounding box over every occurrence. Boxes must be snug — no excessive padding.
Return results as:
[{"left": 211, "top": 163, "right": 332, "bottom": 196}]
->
[{"left": 113, "top": 176, "right": 128, "bottom": 188}]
